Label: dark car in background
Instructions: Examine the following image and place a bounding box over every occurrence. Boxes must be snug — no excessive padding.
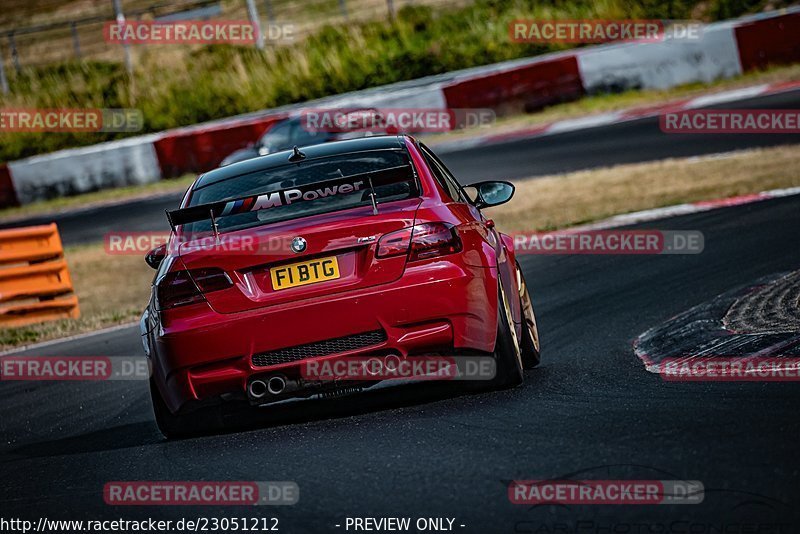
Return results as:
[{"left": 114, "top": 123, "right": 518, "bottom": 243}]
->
[
  {"left": 220, "top": 109, "right": 388, "bottom": 167},
  {"left": 220, "top": 115, "right": 333, "bottom": 166}
]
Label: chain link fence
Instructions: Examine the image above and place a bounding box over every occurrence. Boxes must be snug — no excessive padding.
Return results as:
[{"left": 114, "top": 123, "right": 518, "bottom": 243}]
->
[{"left": 0, "top": 0, "right": 469, "bottom": 93}]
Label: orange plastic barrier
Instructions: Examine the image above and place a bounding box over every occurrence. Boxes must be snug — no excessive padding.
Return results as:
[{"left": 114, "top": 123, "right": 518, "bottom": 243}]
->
[{"left": 0, "top": 223, "right": 80, "bottom": 327}]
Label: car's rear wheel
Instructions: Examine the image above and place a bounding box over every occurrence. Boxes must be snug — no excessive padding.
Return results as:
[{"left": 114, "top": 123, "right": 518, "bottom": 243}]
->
[
  {"left": 490, "top": 279, "right": 525, "bottom": 388},
  {"left": 149, "top": 378, "right": 223, "bottom": 439},
  {"left": 516, "top": 261, "right": 541, "bottom": 369}
]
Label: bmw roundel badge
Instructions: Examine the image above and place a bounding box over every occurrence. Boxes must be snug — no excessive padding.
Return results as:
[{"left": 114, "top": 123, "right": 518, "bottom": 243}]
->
[{"left": 291, "top": 236, "right": 307, "bottom": 253}]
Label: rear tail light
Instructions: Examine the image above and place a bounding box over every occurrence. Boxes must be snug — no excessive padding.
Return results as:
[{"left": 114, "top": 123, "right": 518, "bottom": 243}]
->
[
  {"left": 376, "top": 222, "right": 461, "bottom": 262},
  {"left": 156, "top": 268, "right": 232, "bottom": 310},
  {"left": 191, "top": 268, "right": 233, "bottom": 293},
  {"left": 409, "top": 223, "right": 462, "bottom": 261},
  {"left": 376, "top": 227, "right": 413, "bottom": 258}
]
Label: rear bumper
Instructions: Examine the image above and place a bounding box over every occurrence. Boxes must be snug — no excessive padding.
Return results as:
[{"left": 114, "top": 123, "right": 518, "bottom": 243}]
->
[{"left": 144, "top": 260, "right": 497, "bottom": 413}]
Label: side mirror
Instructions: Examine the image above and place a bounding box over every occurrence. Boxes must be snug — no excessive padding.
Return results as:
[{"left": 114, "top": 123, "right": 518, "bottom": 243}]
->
[
  {"left": 145, "top": 244, "right": 167, "bottom": 270},
  {"left": 464, "top": 181, "right": 515, "bottom": 209}
]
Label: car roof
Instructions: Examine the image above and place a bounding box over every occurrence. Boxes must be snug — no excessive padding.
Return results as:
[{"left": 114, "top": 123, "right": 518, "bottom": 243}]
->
[{"left": 194, "top": 135, "right": 408, "bottom": 190}]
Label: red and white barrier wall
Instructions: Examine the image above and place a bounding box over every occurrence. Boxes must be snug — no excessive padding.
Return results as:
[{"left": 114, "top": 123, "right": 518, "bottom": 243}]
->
[
  {"left": 1, "top": 8, "right": 798, "bottom": 208},
  {"left": 442, "top": 52, "right": 584, "bottom": 112},
  {"left": 576, "top": 22, "right": 743, "bottom": 94},
  {"left": 153, "top": 115, "right": 285, "bottom": 178},
  {"left": 7, "top": 135, "right": 162, "bottom": 206},
  {"left": 0, "top": 165, "right": 15, "bottom": 207},
  {"left": 734, "top": 11, "right": 800, "bottom": 71}
]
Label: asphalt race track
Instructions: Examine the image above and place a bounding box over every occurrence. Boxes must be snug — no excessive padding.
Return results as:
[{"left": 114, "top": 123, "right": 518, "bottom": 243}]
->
[
  {"left": 442, "top": 88, "right": 800, "bottom": 180},
  {"left": 3, "top": 88, "right": 800, "bottom": 246},
  {"left": 3, "top": 193, "right": 800, "bottom": 531}
]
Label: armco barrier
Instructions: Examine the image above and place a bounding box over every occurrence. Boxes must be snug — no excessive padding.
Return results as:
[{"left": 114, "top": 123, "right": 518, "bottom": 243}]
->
[
  {"left": 154, "top": 115, "right": 284, "bottom": 178},
  {"left": 0, "top": 223, "right": 79, "bottom": 327},
  {"left": 735, "top": 10, "right": 800, "bottom": 72},
  {"left": 442, "top": 55, "right": 584, "bottom": 112}
]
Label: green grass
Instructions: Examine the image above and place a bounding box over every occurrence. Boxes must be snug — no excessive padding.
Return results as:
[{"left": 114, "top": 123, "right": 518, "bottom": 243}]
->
[{"left": 1, "top": 0, "right": 790, "bottom": 165}]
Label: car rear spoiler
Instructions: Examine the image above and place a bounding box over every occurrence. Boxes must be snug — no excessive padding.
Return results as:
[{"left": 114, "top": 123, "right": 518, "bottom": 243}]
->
[{"left": 166, "top": 164, "right": 414, "bottom": 231}]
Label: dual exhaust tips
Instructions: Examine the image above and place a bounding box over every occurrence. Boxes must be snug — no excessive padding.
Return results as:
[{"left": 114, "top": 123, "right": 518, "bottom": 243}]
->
[{"left": 249, "top": 375, "right": 288, "bottom": 399}]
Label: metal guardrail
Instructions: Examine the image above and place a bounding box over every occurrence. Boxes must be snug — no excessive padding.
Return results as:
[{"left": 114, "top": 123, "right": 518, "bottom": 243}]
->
[{"left": 0, "top": 223, "right": 80, "bottom": 327}]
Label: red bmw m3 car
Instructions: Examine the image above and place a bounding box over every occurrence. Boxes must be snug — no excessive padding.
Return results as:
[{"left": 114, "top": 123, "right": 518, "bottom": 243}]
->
[{"left": 140, "top": 135, "right": 540, "bottom": 438}]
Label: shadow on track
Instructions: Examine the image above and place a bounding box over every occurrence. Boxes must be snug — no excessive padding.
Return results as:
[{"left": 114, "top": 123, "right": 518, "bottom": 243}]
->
[
  {"left": 214, "top": 380, "right": 500, "bottom": 438},
  {"left": 4, "top": 368, "right": 546, "bottom": 454},
  {"left": 4, "top": 421, "right": 162, "bottom": 461}
]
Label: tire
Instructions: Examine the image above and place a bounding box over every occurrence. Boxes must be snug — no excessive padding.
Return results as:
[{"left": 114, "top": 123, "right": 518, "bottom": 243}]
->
[
  {"left": 516, "top": 261, "right": 541, "bottom": 369},
  {"left": 149, "top": 378, "right": 223, "bottom": 439},
  {"left": 491, "top": 278, "right": 525, "bottom": 388}
]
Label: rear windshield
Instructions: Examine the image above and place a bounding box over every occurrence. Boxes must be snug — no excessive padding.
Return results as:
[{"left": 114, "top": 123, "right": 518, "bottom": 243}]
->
[{"left": 185, "top": 149, "right": 418, "bottom": 234}]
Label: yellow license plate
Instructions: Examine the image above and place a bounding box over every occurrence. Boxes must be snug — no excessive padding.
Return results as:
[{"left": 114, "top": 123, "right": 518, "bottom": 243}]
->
[{"left": 270, "top": 256, "right": 340, "bottom": 291}]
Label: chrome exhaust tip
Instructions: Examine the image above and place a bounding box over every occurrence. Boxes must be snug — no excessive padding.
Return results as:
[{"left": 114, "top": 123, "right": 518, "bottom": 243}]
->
[
  {"left": 249, "top": 379, "right": 268, "bottom": 399},
  {"left": 267, "top": 376, "right": 287, "bottom": 395}
]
